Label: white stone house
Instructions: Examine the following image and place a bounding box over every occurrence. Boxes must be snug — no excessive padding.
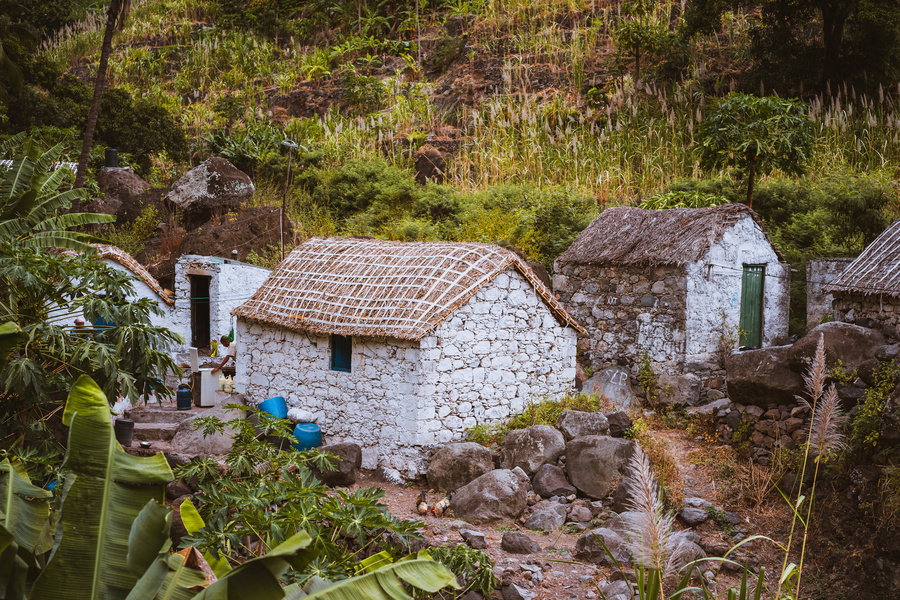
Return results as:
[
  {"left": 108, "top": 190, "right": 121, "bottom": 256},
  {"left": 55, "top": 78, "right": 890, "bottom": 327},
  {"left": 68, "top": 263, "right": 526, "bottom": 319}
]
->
[
  {"left": 52, "top": 244, "right": 174, "bottom": 330},
  {"left": 232, "top": 237, "right": 584, "bottom": 476},
  {"left": 172, "top": 255, "right": 271, "bottom": 352},
  {"left": 554, "top": 204, "right": 790, "bottom": 377}
]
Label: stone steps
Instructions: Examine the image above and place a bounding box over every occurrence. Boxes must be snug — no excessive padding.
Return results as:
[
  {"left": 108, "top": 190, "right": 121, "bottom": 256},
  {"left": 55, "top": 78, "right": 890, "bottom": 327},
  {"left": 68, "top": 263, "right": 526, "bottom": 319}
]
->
[
  {"left": 124, "top": 405, "right": 196, "bottom": 424},
  {"left": 133, "top": 422, "right": 179, "bottom": 442}
]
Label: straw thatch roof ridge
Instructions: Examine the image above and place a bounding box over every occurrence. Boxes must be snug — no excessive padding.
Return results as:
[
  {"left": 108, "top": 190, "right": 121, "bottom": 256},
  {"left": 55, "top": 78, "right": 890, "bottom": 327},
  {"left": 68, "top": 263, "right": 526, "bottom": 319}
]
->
[
  {"left": 556, "top": 203, "right": 784, "bottom": 267},
  {"left": 824, "top": 219, "right": 900, "bottom": 298},
  {"left": 92, "top": 244, "right": 175, "bottom": 305},
  {"left": 232, "top": 237, "right": 584, "bottom": 341}
]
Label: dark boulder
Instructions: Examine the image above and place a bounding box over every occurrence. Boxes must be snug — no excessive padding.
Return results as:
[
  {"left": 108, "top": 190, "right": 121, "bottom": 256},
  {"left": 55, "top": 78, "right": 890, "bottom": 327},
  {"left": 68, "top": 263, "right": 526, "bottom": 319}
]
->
[
  {"left": 726, "top": 345, "right": 801, "bottom": 407},
  {"left": 500, "top": 532, "right": 541, "bottom": 554},
  {"left": 427, "top": 442, "right": 493, "bottom": 491},
  {"left": 531, "top": 464, "right": 576, "bottom": 498},
  {"left": 566, "top": 436, "right": 635, "bottom": 499},
  {"left": 574, "top": 527, "right": 631, "bottom": 565},
  {"left": 311, "top": 442, "right": 362, "bottom": 487},
  {"left": 556, "top": 410, "right": 609, "bottom": 440},
  {"left": 414, "top": 144, "right": 446, "bottom": 184},
  {"left": 605, "top": 411, "right": 632, "bottom": 438},
  {"left": 449, "top": 469, "right": 527, "bottom": 525},
  {"left": 165, "top": 157, "right": 254, "bottom": 230},
  {"left": 500, "top": 425, "right": 566, "bottom": 476}
]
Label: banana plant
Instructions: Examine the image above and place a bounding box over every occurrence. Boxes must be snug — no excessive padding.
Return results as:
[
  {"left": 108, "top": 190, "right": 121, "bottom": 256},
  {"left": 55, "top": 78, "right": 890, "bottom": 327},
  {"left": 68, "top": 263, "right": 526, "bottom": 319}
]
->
[{"left": 29, "top": 375, "right": 174, "bottom": 600}]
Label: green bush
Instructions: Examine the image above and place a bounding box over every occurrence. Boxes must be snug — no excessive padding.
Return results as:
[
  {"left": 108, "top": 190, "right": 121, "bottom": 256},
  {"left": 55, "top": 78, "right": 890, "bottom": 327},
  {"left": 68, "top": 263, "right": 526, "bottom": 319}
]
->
[
  {"left": 342, "top": 73, "right": 385, "bottom": 115},
  {"left": 314, "top": 158, "right": 419, "bottom": 225}
]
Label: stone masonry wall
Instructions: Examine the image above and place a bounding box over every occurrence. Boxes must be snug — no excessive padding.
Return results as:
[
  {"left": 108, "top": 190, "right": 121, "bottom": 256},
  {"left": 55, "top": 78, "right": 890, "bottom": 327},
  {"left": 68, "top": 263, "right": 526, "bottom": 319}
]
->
[
  {"left": 418, "top": 268, "right": 578, "bottom": 446},
  {"left": 235, "top": 322, "right": 424, "bottom": 475},
  {"left": 235, "top": 267, "right": 578, "bottom": 477},
  {"left": 173, "top": 256, "right": 271, "bottom": 352},
  {"left": 806, "top": 258, "right": 853, "bottom": 330},
  {"left": 833, "top": 293, "right": 900, "bottom": 342},
  {"left": 553, "top": 264, "right": 687, "bottom": 374}
]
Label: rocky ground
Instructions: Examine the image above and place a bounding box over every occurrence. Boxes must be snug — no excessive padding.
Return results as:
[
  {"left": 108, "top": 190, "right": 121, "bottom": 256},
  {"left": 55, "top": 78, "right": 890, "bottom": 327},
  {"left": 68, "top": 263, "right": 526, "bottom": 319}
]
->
[{"left": 347, "top": 426, "right": 793, "bottom": 600}]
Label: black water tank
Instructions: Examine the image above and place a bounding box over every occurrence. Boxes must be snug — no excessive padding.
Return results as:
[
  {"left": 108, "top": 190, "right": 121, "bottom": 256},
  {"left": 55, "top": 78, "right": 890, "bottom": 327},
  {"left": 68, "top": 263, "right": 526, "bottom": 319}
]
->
[
  {"left": 176, "top": 383, "right": 192, "bottom": 411},
  {"left": 104, "top": 148, "right": 118, "bottom": 168}
]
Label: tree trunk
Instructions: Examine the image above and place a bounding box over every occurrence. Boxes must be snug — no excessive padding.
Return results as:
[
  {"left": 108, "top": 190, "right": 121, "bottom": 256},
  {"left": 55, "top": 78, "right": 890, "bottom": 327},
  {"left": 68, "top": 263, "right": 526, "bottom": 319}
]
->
[
  {"left": 73, "top": 2, "right": 122, "bottom": 189},
  {"left": 634, "top": 40, "right": 641, "bottom": 84},
  {"left": 746, "top": 154, "right": 757, "bottom": 209},
  {"left": 819, "top": 0, "right": 854, "bottom": 84}
]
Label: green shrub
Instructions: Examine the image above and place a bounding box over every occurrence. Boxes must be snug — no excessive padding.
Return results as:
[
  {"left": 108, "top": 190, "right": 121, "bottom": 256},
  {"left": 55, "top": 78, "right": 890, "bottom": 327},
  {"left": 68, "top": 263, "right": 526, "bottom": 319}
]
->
[
  {"left": 426, "top": 545, "right": 499, "bottom": 598},
  {"left": 104, "top": 205, "right": 160, "bottom": 257},
  {"left": 850, "top": 360, "right": 899, "bottom": 455},
  {"left": 342, "top": 73, "right": 386, "bottom": 115},
  {"left": 314, "top": 158, "right": 419, "bottom": 224}
]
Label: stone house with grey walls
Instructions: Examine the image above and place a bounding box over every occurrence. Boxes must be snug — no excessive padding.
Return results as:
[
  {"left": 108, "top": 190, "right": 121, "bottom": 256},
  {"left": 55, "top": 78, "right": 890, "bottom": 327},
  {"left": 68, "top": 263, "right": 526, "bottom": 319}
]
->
[
  {"left": 554, "top": 204, "right": 790, "bottom": 400},
  {"left": 826, "top": 219, "right": 900, "bottom": 340},
  {"left": 172, "top": 255, "right": 271, "bottom": 352},
  {"left": 232, "top": 237, "right": 584, "bottom": 477}
]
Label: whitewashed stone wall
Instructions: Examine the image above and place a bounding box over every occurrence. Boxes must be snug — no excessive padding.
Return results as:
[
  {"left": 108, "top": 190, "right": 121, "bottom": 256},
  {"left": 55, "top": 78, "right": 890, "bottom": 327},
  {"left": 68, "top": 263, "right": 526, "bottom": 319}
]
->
[
  {"left": 172, "top": 256, "right": 271, "bottom": 352},
  {"left": 684, "top": 215, "right": 790, "bottom": 366},
  {"left": 101, "top": 259, "right": 173, "bottom": 331},
  {"left": 235, "top": 267, "right": 577, "bottom": 477},
  {"left": 806, "top": 258, "right": 853, "bottom": 330},
  {"left": 417, "top": 268, "right": 578, "bottom": 446}
]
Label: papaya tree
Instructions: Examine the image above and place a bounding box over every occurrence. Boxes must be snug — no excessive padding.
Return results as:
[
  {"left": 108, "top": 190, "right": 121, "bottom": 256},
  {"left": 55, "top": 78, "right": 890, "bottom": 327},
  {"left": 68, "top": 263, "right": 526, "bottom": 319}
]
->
[{"left": 697, "top": 93, "right": 814, "bottom": 208}]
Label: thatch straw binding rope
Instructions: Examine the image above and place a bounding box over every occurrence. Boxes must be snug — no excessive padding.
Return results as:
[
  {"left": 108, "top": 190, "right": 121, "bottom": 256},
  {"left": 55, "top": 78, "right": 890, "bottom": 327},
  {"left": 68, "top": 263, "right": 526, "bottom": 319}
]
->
[
  {"left": 233, "top": 237, "right": 584, "bottom": 341},
  {"left": 556, "top": 204, "right": 785, "bottom": 267}
]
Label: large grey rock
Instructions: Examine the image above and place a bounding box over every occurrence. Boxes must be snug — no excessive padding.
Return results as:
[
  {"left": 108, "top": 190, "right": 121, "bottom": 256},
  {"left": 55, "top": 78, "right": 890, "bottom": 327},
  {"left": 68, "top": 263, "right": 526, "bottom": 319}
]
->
[
  {"left": 501, "top": 532, "right": 541, "bottom": 554},
  {"left": 669, "top": 538, "right": 707, "bottom": 575},
  {"left": 171, "top": 406, "right": 237, "bottom": 455},
  {"left": 531, "top": 464, "right": 576, "bottom": 498},
  {"left": 311, "top": 443, "right": 361, "bottom": 487},
  {"left": 450, "top": 469, "right": 527, "bottom": 525},
  {"left": 603, "top": 511, "right": 641, "bottom": 538},
  {"left": 500, "top": 425, "right": 566, "bottom": 476},
  {"left": 427, "top": 442, "right": 493, "bottom": 491},
  {"left": 605, "top": 411, "right": 632, "bottom": 438},
  {"left": 574, "top": 527, "right": 632, "bottom": 565},
  {"left": 566, "top": 436, "right": 635, "bottom": 499},
  {"left": 728, "top": 322, "right": 886, "bottom": 407},
  {"left": 567, "top": 504, "right": 593, "bottom": 523},
  {"left": 459, "top": 529, "right": 487, "bottom": 549},
  {"left": 165, "top": 157, "right": 254, "bottom": 229},
  {"left": 726, "top": 345, "right": 802, "bottom": 407},
  {"left": 601, "top": 580, "right": 635, "bottom": 600},
  {"left": 677, "top": 507, "right": 709, "bottom": 526},
  {"left": 582, "top": 366, "right": 637, "bottom": 411},
  {"left": 524, "top": 501, "right": 567, "bottom": 532},
  {"left": 502, "top": 583, "right": 535, "bottom": 600},
  {"left": 96, "top": 167, "right": 150, "bottom": 222},
  {"left": 556, "top": 410, "right": 609, "bottom": 440},
  {"left": 657, "top": 373, "right": 702, "bottom": 407}
]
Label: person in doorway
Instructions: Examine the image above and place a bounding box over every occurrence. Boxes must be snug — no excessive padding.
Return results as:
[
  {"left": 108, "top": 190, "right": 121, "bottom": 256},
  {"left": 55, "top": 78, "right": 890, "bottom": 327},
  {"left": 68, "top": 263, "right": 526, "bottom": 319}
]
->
[{"left": 211, "top": 335, "right": 237, "bottom": 376}]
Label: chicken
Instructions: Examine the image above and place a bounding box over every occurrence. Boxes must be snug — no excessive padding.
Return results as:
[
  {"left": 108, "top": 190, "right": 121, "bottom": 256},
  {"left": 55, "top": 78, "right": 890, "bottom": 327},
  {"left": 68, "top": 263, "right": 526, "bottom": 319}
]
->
[
  {"left": 416, "top": 491, "right": 430, "bottom": 516},
  {"left": 431, "top": 489, "right": 453, "bottom": 517}
]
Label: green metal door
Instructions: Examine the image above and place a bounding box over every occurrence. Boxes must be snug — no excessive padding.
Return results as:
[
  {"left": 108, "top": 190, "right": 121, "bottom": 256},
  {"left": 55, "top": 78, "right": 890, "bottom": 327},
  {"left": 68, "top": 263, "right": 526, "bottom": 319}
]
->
[{"left": 739, "top": 265, "right": 765, "bottom": 348}]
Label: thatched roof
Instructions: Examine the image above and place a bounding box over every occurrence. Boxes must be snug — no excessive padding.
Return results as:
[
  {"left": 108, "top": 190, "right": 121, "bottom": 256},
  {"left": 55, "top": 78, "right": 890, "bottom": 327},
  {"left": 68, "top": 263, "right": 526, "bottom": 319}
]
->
[
  {"left": 233, "top": 237, "right": 584, "bottom": 341},
  {"left": 556, "top": 204, "right": 784, "bottom": 266},
  {"left": 92, "top": 244, "right": 174, "bottom": 305},
  {"left": 824, "top": 219, "right": 900, "bottom": 297}
]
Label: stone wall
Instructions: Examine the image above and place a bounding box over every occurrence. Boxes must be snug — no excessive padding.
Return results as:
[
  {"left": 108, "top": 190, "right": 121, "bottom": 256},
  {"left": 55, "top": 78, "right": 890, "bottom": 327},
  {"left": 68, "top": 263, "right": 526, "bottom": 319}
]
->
[
  {"left": 419, "top": 268, "right": 578, "bottom": 446},
  {"left": 553, "top": 264, "right": 688, "bottom": 374},
  {"left": 235, "top": 267, "right": 578, "bottom": 477},
  {"left": 173, "top": 256, "right": 271, "bottom": 352},
  {"left": 807, "top": 258, "right": 853, "bottom": 330},
  {"left": 833, "top": 293, "right": 900, "bottom": 342}
]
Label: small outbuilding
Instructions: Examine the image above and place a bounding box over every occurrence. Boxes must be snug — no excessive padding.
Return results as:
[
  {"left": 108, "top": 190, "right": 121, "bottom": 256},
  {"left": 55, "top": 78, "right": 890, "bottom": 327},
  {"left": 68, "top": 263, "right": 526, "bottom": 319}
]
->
[
  {"left": 172, "top": 255, "right": 271, "bottom": 352},
  {"left": 825, "top": 219, "right": 900, "bottom": 340},
  {"left": 232, "top": 237, "right": 583, "bottom": 476},
  {"left": 554, "top": 204, "right": 790, "bottom": 378}
]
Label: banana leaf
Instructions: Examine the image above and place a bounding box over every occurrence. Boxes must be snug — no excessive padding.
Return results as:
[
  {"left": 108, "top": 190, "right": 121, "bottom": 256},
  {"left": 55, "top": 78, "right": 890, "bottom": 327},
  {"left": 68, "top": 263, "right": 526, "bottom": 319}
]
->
[
  {"left": 284, "top": 552, "right": 460, "bottom": 600},
  {"left": 0, "top": 524, "right": 28, "bottom": 600},
  {"left": 178, "top": 499, "right": 231, "bottom": 578},
  {"left": 0, "top": 458, "right": 52, "bottom": 554},
  {"left": 30, "top": 375, "right": 174, "bottom": 600}
]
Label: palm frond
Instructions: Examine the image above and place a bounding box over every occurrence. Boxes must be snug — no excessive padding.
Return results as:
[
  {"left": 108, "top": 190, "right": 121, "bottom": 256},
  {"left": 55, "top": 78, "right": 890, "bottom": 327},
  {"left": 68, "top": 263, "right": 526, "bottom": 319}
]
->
[
  {"left": 40, "top": 212, "right": 115, "bottom": 231},
  {"left": 0, "top": 132, "right": 27, "bottom": 158},
  {"left": 0, "top": 155, "right": 34, "bottom": 202}
]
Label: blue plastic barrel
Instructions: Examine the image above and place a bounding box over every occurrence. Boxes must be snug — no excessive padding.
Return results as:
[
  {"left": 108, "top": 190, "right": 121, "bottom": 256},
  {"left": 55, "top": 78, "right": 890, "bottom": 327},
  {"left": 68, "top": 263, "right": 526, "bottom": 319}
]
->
[
  {"left": 292, "top": 423, "right": 322, "bottom": 451},
  {"left": 258, "top": 396, "right": 287, "bottom": 419},
  {"left": 176, "top": 384, "right": 192, "bottom": 411}
]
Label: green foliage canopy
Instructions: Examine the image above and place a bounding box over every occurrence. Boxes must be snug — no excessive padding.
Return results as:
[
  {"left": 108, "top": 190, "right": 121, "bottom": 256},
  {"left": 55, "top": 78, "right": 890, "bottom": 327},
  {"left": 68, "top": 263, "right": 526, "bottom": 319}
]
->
[{"left": 697, "top": 93, "right": 814, "bottom": 207}]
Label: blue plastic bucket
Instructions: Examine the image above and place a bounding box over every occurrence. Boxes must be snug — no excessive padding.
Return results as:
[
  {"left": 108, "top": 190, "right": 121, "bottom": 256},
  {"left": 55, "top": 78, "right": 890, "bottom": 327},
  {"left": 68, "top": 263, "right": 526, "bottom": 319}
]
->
[
  {"left": 292, "top": 422, "right": 322, "bottom": 451},
  {"left": 257, "top": 396, "right": 287, "bottom": 419}
]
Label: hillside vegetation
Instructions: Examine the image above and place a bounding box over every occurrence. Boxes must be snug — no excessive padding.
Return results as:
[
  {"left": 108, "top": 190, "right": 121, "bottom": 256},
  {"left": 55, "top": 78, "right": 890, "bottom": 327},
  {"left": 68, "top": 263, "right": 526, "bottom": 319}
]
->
[{"left": 3, "top": 0, "right": 900, "bottom": 325}]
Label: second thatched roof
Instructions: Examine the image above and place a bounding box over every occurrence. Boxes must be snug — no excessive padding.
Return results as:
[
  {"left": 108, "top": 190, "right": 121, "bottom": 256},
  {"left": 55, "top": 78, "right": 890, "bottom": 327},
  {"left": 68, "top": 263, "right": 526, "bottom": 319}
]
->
[
  {"left": 556, "top": 203, "right": 783, "bottom": 267},
  {"left": 824, "top": 219, "right": 900, "bottom": 298},
  {"left": 233, "top": 237, "right": 584, "bottom": 341}
]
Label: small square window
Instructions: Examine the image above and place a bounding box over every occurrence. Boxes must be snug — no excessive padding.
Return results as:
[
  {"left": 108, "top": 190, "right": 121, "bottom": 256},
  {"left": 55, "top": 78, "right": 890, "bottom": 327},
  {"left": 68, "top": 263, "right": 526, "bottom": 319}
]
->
[{"left": 331, "top": 334, "right": 352, "bottom": 372}]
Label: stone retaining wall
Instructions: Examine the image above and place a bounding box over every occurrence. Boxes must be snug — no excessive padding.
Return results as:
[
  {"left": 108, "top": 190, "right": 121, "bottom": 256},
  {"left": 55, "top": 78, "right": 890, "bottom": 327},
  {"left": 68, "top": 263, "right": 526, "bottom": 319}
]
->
[{"left": 833, "top": 293, "right": 900, "bottom": 342}]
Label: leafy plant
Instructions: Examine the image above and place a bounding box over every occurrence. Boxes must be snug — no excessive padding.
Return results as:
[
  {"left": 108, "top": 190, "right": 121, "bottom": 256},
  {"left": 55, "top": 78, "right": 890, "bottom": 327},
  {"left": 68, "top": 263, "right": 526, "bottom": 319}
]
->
[
  {"left": 104, "top": 205, "right": 160, "bottom": 257},
  {"left": 426, "top": 544, "right": 498, "bottom": 598},
  {"left": 177, "top": 407, "right": 424, "bottom": 583},
  {"left": 849, "top": 359, "right": 898, "bottom": 454}
]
